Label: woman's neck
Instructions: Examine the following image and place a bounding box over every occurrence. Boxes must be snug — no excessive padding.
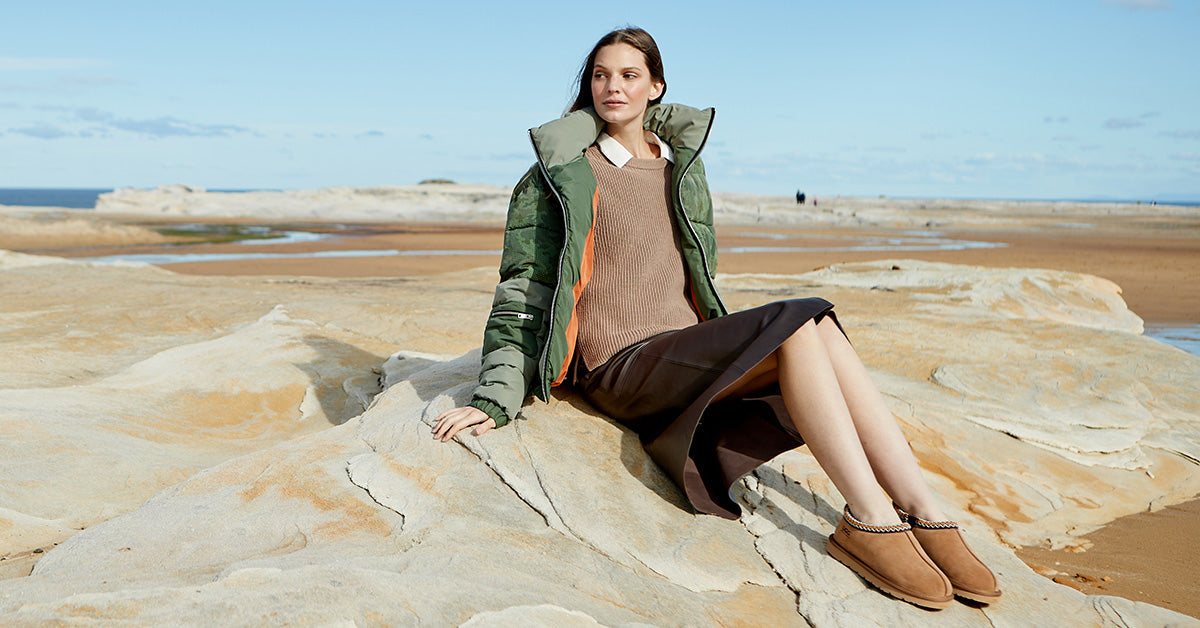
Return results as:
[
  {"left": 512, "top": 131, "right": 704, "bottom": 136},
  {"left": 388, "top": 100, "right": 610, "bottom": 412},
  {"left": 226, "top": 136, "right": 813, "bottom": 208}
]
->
[{"left": 605, "top": 121, "right": 661, "bottom": 159}]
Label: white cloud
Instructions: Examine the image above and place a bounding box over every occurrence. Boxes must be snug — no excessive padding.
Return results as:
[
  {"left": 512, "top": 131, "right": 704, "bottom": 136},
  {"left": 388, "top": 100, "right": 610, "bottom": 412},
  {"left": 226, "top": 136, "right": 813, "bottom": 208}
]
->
[
  {"left": 965, "top": 153, "right": 999, "bottom": 165},
  {"left": 0, "top": 75, "right": 123, "bottom": 94},
  {"left": 1102, "top": 0, "right": 1171, "bottom": 10},
  {"left": 58, "top": 74, "right": 131, "bottom": 87},
  {"left": 9, "top": 123, "right": 72, "bottom": 139},
  {"left": 10, "top": 107, "right": 254, "bottom": 140},
  {"left": 958, "top": 152, "right": 1104, "bottom": 173},
  {"left": 81, "top": 107, "right": 252, "bottom": 138},
  {"left": 1104, "top": 117, "right": 1145, "bottom": 129},
  {"left": 107, "top": 116, "right": 250, "bottom": 137},
  {"left": 0, "top": 57, "right": 104, "bottom": 71}
]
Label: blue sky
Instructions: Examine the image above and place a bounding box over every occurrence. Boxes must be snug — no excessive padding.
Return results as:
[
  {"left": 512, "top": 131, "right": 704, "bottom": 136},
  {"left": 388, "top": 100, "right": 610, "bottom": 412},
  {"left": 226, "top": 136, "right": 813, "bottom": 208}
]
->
[{"left": 2, "top": 0, "right": 1198, "bottom": 200}]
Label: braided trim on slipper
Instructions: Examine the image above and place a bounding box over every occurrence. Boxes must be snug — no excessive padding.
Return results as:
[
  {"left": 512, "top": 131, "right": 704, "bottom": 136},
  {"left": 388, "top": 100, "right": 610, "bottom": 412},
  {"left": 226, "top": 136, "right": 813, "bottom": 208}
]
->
[
  {"left": 893, "top": 504, "right": 959, "bottom": 530},
  {"left": 911, "top": 517, "right": 959, "bottom": 530},
  {"left": 843, "top": 505, "right": 912, "bottom": 533}
]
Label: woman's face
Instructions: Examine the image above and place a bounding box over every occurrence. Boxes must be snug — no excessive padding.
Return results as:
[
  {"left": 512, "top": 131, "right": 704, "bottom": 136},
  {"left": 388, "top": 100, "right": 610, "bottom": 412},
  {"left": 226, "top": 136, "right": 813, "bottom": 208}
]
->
[{"left": 590, "top": 43, "right": 664, "bottom": 129}]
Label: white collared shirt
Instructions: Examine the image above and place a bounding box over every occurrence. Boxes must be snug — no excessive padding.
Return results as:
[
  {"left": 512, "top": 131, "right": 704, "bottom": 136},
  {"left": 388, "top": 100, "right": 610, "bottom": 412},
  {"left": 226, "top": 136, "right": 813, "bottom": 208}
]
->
[{"left": 596, "top": 131, "right": 674, "bottom": 168}]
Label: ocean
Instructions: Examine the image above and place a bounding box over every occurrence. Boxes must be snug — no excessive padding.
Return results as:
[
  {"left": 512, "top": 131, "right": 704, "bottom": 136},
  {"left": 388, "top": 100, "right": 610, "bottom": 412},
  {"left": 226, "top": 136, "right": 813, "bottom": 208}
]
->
[
  {"left": 0, "top": 188, "right": 111, "bottom": 209},
  {"left": 3, "top": 188, "right": 1197, "bottom": 211},
  {"left": 0, "top": 188, "right": 260, "bottom": 209}
]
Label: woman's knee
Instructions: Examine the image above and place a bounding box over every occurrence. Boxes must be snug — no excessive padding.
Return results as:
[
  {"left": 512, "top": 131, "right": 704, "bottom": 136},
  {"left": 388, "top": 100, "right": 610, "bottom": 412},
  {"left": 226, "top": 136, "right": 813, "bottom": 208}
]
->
[
  {"left": 815, "top": 314, "right": 849, "bottom": 345},
  {"left": 780, "top": 318, "right": 821, "bottom": 353}
]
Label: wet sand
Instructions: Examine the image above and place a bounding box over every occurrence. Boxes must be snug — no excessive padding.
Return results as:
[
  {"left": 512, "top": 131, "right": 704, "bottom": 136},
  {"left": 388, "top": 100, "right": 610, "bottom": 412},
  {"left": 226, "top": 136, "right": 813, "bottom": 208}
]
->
[
  {"left": 12, "top": 214, "right": 1200, "bottom": 618},
  {"left": 38, "top": 215, "right": 1200, "bottom": 324},
  {"left": 1017, "top": 498, "right": 1200, "bottom": 619}
]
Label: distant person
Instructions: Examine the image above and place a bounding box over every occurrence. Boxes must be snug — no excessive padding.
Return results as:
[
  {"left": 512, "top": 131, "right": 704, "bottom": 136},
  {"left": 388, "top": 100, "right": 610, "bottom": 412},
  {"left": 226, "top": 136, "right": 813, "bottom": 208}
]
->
[
  {"left": 796, "top": 190, "right": 806, "bottom": 204},
  {"left": 433, "top": 27, "right": 999, "bottom": 610},
  {"left": 813, "top": 196, "right": 818, "bottom": 207}
]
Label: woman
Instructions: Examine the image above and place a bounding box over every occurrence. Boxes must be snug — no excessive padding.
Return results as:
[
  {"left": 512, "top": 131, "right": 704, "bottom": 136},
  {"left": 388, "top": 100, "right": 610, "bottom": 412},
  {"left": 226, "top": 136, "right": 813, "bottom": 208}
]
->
[{"left": 434, "top": 27, "right": 999, "bottom": 610}]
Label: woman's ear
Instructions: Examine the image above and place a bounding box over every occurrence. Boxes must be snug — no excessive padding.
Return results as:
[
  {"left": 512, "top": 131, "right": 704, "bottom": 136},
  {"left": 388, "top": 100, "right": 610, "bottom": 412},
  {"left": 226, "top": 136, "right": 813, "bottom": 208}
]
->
[{"left": 651, "top": 81, "right": 664, "bottom": 100}]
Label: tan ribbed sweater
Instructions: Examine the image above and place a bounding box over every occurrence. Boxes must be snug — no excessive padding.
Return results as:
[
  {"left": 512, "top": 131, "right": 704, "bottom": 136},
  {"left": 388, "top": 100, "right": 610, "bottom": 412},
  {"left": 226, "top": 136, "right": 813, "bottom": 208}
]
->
[{"left": 576, "top": 144, "right": 700, "bottom": 370}]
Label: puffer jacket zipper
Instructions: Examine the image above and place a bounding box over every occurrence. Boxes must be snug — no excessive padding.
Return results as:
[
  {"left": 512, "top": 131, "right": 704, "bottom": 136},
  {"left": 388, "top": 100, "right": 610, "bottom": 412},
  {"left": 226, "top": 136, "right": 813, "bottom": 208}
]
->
[
  {"left": 530, "top": 130, "right": 572, "bottom": 400},
  {"left": 674, "top": 110, "right": 728, "bottom": 316},
  {"left": 491, "top": 310, "right": 534, "bottom": 321}
]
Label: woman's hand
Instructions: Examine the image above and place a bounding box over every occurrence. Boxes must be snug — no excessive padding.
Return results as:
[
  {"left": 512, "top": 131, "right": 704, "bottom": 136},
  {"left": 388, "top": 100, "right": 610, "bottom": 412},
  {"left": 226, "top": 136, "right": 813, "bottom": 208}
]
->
[{"left": 432, "top": 406, "right": 496, "bottom": 442}]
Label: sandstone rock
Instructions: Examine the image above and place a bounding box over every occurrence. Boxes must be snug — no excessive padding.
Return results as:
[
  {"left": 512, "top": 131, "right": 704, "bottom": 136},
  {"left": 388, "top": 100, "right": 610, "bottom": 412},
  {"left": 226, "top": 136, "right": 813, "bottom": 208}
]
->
[
  {"left": 0, "top": 214, "right": 172, "bottom": 250},
  {"left": 93, "top": 184, "right": 515, "bottom": 222},
  {"left": 1, "top": 252, "right": 1197, "bottom": 625}
]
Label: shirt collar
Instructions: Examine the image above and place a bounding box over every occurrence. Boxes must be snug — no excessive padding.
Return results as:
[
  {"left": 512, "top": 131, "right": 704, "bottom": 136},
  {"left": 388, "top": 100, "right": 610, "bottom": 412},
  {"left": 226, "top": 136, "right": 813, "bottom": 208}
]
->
[{"left": 596, "top": 131, "right": 674, "bottom": 168}]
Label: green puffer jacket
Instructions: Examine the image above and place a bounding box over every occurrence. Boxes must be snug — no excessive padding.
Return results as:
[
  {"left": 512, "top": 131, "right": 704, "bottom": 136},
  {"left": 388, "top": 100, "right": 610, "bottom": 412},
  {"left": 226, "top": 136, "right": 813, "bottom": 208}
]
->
[{"left": 467, "top": 103, "right": 728, "bottom": 427}]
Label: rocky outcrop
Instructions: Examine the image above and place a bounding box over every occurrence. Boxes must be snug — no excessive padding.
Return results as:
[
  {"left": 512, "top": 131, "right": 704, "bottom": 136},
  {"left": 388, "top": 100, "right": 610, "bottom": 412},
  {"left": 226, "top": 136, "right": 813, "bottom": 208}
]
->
[
  {"left": 94, "top": 184, "right": 515, "bottom": 222},
  {"left": 88, "top": 184, "right": 1200, "bottom": 228},
  {"left": 1, "top": 251, "right": 1196, "bottom": 625},
  {"left": 710, "top": 194, "right": 1200, "bottom": 227},
  {"left": 0, "top": 214, "right": 173, "bottom": 250}
]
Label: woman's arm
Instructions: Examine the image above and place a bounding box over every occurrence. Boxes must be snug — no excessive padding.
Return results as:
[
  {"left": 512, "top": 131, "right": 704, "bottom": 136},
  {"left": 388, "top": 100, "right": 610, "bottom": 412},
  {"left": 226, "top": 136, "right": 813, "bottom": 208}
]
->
[{"left": 434, "top": 166, "right": 563, "bottom": 440}]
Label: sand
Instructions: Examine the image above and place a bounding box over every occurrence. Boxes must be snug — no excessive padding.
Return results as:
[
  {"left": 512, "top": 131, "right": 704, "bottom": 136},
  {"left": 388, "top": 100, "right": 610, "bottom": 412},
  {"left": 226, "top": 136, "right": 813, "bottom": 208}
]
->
[
  {"left": 1018, "top": 498, "right": 1200, "bottom": 619},
  {"left": 29, "top": 215, "right": 1198, "bottom": 325},
  {"left": 5, "top": 210, "right": 1199, "bottom": 618}
]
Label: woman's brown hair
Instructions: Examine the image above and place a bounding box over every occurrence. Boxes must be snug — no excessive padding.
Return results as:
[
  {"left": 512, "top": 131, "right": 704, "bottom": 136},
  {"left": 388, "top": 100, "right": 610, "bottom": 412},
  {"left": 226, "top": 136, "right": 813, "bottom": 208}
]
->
[{"left": 569, "top": 27, "right": 666, "bottom": 113}]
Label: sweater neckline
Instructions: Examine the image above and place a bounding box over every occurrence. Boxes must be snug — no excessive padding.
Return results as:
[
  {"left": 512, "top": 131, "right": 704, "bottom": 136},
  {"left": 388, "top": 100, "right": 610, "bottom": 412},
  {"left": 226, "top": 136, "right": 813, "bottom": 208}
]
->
[{"left": 623, "top": 157, "right": 669, "bottom": 171}]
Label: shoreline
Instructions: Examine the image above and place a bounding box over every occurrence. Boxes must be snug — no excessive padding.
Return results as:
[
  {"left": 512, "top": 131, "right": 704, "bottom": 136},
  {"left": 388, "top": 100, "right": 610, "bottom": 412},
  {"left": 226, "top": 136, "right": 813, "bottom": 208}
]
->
[
  {"left": 1017, "top": 497, "right": 1200, "bottom": 619},
  {"left": 15, "top": 216, "right": 1197, "bottom": 325}
]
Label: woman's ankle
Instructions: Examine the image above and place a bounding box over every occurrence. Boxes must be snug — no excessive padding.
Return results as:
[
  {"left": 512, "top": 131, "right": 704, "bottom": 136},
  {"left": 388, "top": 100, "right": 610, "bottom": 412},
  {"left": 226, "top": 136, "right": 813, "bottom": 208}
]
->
[
  {"left": 847, "top": 501, "right": 905, "bottom": 527},
  {"left": 894, "top": 499, "right": 948, "bottom": 524}
]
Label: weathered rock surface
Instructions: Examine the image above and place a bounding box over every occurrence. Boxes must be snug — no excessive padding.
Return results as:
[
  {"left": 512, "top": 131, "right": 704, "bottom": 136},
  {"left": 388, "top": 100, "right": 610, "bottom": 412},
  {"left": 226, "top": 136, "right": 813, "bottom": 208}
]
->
[
  {"left": 0, "top": 213, "right": 173, "bottom": 249},
  {"left": 94, "top": 183, "right": 515, "bottom": 223},
  {"left": 1, "top": 251, "right": 1197, "bottom": 626}
]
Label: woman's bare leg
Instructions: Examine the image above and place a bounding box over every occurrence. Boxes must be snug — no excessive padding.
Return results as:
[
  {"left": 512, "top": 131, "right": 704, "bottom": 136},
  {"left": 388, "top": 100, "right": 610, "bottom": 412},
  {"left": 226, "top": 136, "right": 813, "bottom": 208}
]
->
[
  {"left": 753, "top": 320, "right": 900, "bottom": 525},
  {"left": 716, "top": 315, "right": 945, "bottom": 523},
  {"left": 812, "top": 317, "right": 946, "bottom": 521},
  {"left": 716, "top": 314, "right": 999, "bottom": 603}
]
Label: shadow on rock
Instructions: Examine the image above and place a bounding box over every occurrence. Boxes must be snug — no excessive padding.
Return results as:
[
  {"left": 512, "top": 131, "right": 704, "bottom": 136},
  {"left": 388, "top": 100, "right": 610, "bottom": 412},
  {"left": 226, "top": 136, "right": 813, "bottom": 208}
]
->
[
  {"left": 299, "top": 335, "right": 388, "bottom": 425},
  {"left": 559, "top": 390, "right": 696, "bottom": 516},
  {"left": 748, "top": 463, "right": 843, "bottom": 552}
]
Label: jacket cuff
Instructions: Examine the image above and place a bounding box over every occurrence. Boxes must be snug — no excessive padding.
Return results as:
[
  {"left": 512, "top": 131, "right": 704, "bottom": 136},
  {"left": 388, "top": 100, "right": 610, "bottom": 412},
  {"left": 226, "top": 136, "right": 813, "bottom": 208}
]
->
[{"left": 468, "top": 398, "right": 510, "bottom": 428}]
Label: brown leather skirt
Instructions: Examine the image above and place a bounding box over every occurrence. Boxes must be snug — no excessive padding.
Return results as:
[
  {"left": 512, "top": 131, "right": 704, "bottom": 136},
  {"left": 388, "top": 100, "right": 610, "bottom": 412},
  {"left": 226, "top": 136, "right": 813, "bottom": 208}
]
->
[{"left": 577, "top": 298, "right": 840, "bottom": 519}]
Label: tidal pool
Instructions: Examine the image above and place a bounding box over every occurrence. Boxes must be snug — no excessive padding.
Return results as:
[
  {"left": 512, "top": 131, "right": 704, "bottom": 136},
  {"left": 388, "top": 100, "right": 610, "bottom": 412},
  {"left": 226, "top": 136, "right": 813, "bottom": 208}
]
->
[
  {"left": 82, "top": 249, "right": 503, "bottom": 265},
  {"left": 1144, "top": 324, "right": 1200, "bottom": 358}
]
